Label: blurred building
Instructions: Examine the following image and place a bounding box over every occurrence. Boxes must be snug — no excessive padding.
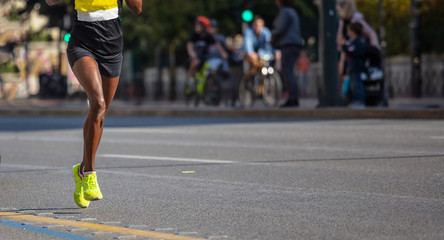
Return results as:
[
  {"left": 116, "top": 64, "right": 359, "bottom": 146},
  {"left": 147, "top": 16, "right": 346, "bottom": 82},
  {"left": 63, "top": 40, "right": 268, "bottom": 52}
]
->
[{"left": 0, "top": 0, "right": 75, "bottom": 100}]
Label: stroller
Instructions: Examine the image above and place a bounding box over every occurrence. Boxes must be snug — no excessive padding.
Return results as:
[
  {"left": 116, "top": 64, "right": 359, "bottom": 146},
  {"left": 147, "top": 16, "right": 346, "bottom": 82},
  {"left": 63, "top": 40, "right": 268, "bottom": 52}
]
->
[
  {"left": 360, "top": 46, "right": 388, "bottom": 106},
  {"left": 342, "top": 45, "right": 388, "bottom": 107}
]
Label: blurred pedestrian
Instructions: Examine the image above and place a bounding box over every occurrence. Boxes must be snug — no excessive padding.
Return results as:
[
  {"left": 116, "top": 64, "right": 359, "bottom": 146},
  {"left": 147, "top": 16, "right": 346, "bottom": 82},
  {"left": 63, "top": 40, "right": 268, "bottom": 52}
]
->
[
  {"left": 341, "top": 22, "right": 366, "bottom": 107},
  {"left": 336, "top": 0, "right": 379, "bottom": 80},
  {"left": 46, "top": 0, "right": 142, "bottom": 208},
  {"left": 297, "top": 50, "right": 311, "bottom": 97},
  {"left": 271, "top": 0, "right": 303, "bottom": 108}
]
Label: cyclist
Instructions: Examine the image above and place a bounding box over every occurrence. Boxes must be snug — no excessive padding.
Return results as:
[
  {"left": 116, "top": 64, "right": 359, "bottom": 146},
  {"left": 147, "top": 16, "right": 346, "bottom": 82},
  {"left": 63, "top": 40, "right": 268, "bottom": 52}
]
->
[
  {"left": 186, "top": 16, "right": 227, "bottom": 89},
  {"left": 207, "top": 19, "right": 237, "bottom": 106},
  {"left": 243, "top": 15, "right": 273, "bottom": 79},
  {"left": 207, "top": 19, "right": 231, "bottom": 74}
]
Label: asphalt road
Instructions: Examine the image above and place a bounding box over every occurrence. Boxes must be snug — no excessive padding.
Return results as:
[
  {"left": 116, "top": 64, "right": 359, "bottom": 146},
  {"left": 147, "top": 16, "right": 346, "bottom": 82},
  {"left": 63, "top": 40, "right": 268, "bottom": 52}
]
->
[{"left": 0, "top": 117, "right": 443, "bottom": 240}]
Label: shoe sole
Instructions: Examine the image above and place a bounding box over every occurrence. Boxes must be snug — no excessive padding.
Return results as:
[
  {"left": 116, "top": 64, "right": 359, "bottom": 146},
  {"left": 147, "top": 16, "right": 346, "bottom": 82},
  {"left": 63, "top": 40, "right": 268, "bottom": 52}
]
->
[
  {"left": 74, "top": 194, "right": 89, "bottom": 208},
  {"left": 84, "top": 194, "right": 103, "bottom": 201}
]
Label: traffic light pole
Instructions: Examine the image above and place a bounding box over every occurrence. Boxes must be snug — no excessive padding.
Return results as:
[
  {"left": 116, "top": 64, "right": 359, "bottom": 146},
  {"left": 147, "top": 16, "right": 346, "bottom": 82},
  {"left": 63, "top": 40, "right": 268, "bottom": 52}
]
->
[
  {"left": 379, "top": 0, "right": 391, "bottom": 103},
  {"left": 58, "top": 18, "right": 63, "bottom": 74},
  {"left": 410, "top": 0, "right": 422, "bottom": 98},
  {"left": 317, "top": 0, "right": 340, "bottom": 107}
]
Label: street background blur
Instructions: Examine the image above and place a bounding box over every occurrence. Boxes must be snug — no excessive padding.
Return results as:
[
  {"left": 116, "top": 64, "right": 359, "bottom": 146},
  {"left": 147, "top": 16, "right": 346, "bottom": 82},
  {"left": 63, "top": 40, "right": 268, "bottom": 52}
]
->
[
  {"left": 0, "top": 0, "right": 442, "bottom": 106},
  {"left": 1, "top": 2, "right": 444, "bottom": 239}
]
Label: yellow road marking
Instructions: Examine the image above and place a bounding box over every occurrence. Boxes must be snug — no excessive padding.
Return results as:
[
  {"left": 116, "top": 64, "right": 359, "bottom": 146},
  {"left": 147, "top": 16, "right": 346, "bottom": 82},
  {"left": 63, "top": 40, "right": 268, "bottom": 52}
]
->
[{"left": 0, "top": 212, "right": 206, "bottom": 240}]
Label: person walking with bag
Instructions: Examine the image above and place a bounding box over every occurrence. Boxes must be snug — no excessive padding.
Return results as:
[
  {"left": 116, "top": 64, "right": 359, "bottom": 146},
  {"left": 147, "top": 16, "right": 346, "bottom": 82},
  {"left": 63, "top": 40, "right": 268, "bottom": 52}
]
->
[
  {"left": 272, "top": 0, "right": 303, "bottom": 108},
  {"left": 341, "top": 22, "right": 366, "bottom": 107},
  {"left": 46, "top": 0, "right": 142, "bottom": 208},
  {"left": 336, "top": 0, "right": 379, "bottom": 81}
]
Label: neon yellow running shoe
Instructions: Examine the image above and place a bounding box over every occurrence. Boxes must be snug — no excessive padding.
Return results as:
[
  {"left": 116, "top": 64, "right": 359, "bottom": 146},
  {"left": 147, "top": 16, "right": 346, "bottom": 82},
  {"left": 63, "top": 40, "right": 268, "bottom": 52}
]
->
[
  {"left": 83, "top": 172, "right": 103, "bottom": 201},
  {"left": 72, "top": 164, "right": 90, "bottom": 208}
]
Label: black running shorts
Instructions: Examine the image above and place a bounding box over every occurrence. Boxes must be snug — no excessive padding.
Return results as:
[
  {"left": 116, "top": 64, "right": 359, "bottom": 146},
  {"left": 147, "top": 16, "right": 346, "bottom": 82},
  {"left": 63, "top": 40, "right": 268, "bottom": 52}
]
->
[{"left": 67, "top": 18, "right": 123, "bottom": 78}]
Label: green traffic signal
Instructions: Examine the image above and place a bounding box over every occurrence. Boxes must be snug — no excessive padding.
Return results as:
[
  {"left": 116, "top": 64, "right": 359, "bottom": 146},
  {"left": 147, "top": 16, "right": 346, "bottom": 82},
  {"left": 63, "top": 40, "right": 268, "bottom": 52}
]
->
[
  {"left": 64, "top": 33, "right": 71, "bottom": 43},
  {"left": 242, "top": 9, "right": 253, "bottom": 22}
]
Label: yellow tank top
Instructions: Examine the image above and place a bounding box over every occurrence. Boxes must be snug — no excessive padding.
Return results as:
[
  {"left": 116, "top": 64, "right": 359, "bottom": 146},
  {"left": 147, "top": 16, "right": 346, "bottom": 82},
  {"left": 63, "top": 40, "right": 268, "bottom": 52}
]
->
[{"left": 75, "top": 0, "right": 118, "bottom": 12}]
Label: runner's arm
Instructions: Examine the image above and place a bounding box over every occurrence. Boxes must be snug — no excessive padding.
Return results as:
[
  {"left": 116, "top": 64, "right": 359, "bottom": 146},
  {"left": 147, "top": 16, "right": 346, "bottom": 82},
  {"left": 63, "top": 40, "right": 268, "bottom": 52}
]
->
[
  {"left": 46, "top": 0, "right": 60, "bottom": 6},
  {"left": 125, "top": 0, "right": 142, "bottom": 15}
]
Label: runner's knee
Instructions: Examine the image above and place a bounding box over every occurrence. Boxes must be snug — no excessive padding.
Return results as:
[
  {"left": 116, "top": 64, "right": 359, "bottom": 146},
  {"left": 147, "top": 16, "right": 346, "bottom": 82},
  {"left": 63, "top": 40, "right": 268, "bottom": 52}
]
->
[{"left": 89, "top": 98, "right": 106, "bottom": 122}]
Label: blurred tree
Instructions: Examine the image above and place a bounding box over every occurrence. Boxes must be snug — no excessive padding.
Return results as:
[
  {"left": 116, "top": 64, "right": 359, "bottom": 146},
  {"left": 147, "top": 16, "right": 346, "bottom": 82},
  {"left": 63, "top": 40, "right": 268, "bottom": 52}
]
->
[
  {"left": 121, "top": 0, "right": 318, "bottom": 100},
  {"left": 123, "top": 0, "right": 242, "bottom": 100},
  {"left": 122, "top": 0, "right": 318, "bottom": 61},
  {"left": 356, "top": 0, "right": 410, "bottom": 56},
  {"left": 419, "top": 0, "right": 444, "bottom": 54},
  {"left": 127, "top": 0, "right": 205, "bottom": 100},
  {"left": 357, "top": 0, "right": 444, "bottom": 55}
]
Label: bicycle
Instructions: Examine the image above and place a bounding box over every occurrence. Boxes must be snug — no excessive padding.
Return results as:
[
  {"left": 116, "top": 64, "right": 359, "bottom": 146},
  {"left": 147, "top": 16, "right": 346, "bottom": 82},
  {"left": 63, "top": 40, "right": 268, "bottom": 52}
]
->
[
  {"left": 238, "top": 53, "right": 282, "bottom": 107},
  {"left": 185, "top": 60, "right": 225, "bottom": 107}
]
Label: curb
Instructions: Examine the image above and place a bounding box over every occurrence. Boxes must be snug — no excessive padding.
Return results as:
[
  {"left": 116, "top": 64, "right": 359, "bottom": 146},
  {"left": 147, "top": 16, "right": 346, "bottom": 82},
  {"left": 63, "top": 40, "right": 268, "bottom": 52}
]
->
[{"left": 1, "top": 108, "right": 443, "bottom": 119}]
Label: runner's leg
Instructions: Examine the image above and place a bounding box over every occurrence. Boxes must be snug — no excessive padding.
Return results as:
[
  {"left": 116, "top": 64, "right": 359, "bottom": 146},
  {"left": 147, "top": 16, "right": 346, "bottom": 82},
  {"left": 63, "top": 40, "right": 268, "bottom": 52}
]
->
[
  {"left": 72, "top": 56, "right": 106, "bottom": 174},
  {"left": 85, "top": 75, "right": 119, "bottom": 171},
  {"left": 101, "top": 75, "right": 120, "bottom": 113}
]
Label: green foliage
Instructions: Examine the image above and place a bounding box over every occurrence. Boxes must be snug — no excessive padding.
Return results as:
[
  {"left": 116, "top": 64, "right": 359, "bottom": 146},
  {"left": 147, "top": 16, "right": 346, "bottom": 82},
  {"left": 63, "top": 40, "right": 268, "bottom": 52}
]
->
[
  {"left": 382, "top": 0, "right": 411, "bottom": 56},
  {"left": 26, "top": 29, "right": 52, "bottom": 42},
  {"left": 297, "top": 0, "right": 318, "bottom": 19},
  {"left": 21, "top": 0, "right": 443, "bottom": 57},
  {"left": 122, "top": 0, "right": 318, "bottom": 51},
  {"left": 356, "top": 0, "right": 411, "bottom": 56},
  {"left": 356, "top": 0, "right": 444, "bottom": 55},
  {"left": 144, "top": 0, "right": 200, "bottom": 47},
  {"left": 122, "top": 0, "right": 240, "bottom": 49},
  {"left": 419, "top": 0, "right": 444, "bottom": 53},
  {"left": 0, "top": 61, "right": 19, "bottom": 73},
  {"left": 9, "top": 3, "right": 19, "bottom": 21}
]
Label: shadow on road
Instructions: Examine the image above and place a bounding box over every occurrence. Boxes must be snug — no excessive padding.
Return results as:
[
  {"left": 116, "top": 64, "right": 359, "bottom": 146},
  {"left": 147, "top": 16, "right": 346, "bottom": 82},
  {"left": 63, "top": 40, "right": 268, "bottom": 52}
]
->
[{"left": 4, "top": 208, "right": 82, "bottom": 215}]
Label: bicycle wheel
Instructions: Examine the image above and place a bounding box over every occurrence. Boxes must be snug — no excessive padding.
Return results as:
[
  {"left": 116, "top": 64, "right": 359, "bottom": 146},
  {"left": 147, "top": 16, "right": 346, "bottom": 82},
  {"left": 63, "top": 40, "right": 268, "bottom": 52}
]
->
[
  {"left": 184, "top": 84, "right": 194, "bottom": 106},
  {"left": 238, "top": 75, "right": 255, "bottom": 108},
  {"left": 203, "top": 73, "right": 221, "bottom": 106},
  {"left": 222, "top": 72, "right": 237, "bottom": 107},
  {"left": 262, "top": 72, "right": 282, "bottom": 107}
]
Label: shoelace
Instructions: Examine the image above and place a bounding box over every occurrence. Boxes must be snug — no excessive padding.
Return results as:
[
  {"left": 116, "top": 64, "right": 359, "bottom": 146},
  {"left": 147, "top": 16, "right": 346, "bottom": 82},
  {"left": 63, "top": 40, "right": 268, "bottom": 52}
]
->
[{"left": 84, "top": 175, "right": 98, "bottom": 189}]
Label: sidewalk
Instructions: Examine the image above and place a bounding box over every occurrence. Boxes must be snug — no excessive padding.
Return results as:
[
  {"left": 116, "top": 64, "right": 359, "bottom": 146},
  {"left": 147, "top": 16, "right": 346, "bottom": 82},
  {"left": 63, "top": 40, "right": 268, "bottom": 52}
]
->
[{"left": 0, "top": 97, "right": 443, "bottom": 119}]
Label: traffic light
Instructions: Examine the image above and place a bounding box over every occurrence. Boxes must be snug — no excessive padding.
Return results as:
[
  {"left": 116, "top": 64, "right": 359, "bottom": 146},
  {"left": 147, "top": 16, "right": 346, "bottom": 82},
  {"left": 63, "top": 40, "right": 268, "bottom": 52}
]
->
[
  {"left": 64, "top": 33, "right": 71, "bottom": 43},
  {"left": 241, "top": 9, "right": 253, "bottom": 22}
]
